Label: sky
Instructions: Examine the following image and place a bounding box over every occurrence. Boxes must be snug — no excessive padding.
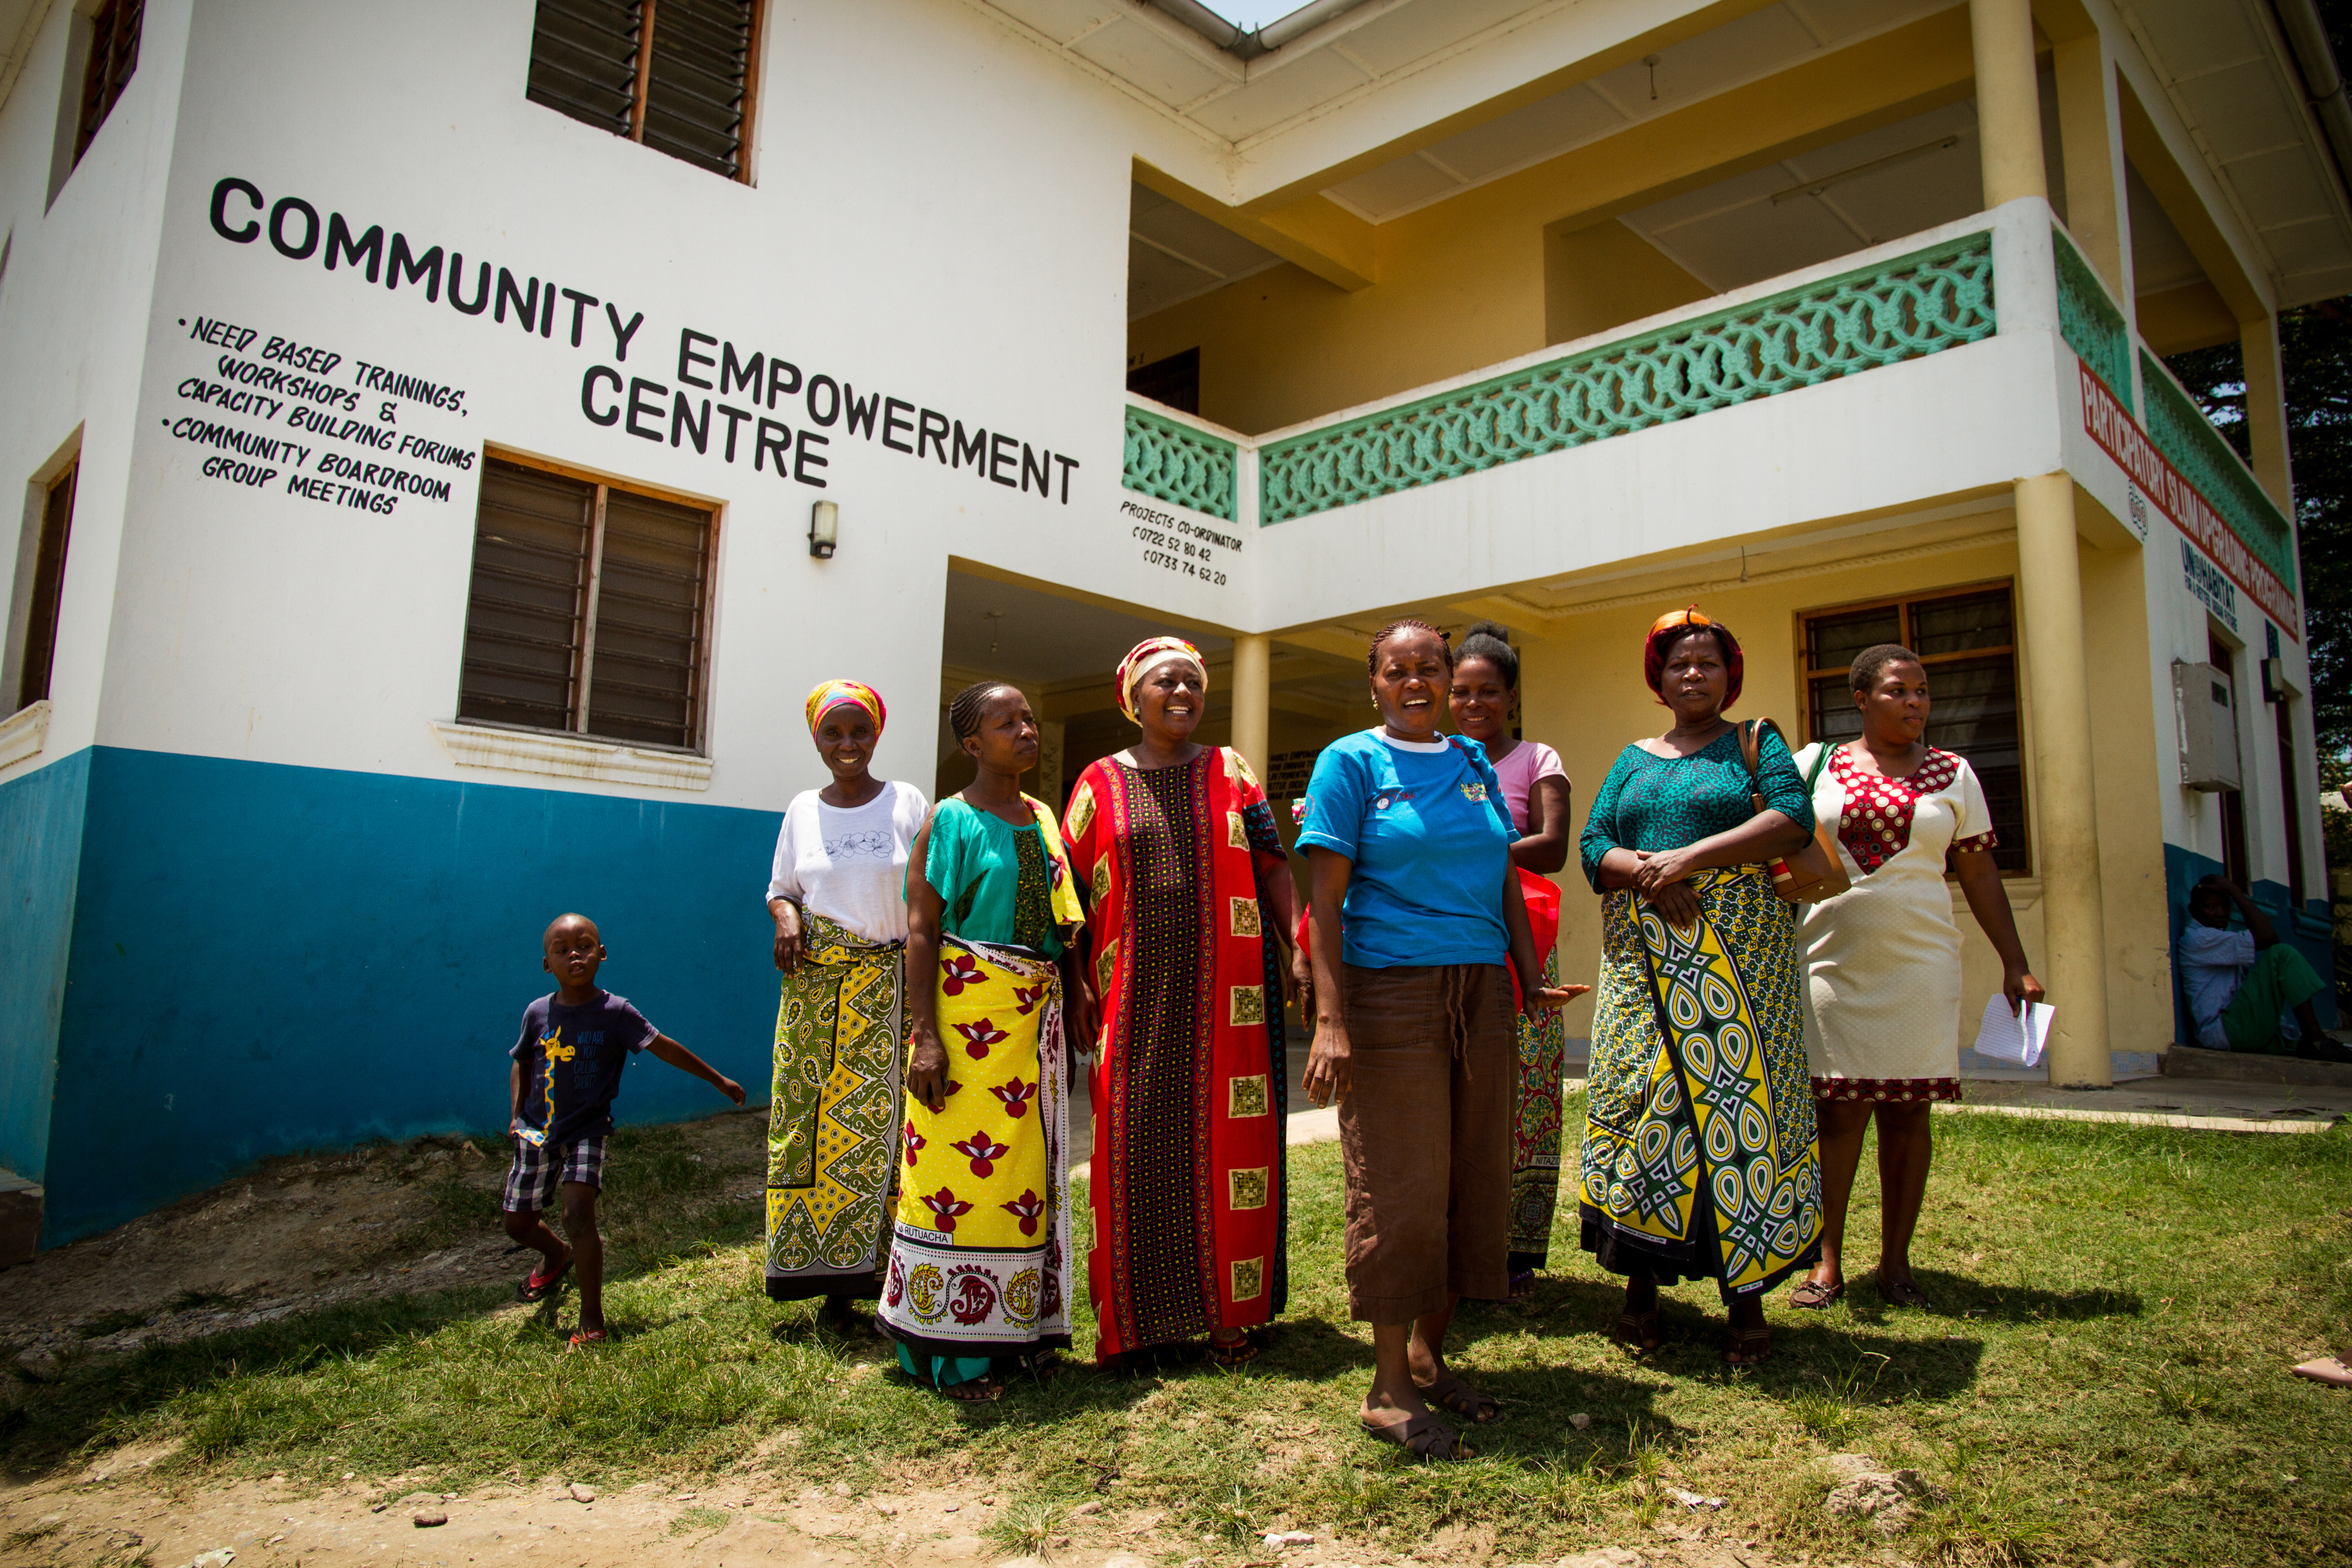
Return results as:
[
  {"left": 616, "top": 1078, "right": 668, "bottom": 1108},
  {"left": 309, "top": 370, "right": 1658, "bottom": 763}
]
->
[{"left": 1199, "top": 2, "right": 1312, "bottom": 28}]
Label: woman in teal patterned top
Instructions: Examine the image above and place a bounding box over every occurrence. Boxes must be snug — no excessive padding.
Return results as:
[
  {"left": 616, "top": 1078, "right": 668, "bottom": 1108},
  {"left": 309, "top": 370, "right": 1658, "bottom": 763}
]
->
[{"left": 1575, "top": 608, "right": 1822, "bottom": 1367}]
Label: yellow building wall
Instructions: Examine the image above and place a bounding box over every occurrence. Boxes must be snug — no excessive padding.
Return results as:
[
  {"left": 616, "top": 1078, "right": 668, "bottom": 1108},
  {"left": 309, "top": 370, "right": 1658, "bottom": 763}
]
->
[
  {"left": 1514, "top": 527, "right": 2175, "bottom": 1062},
  {"left": 1125, "top": 8, "right": 1980, "bottom": 436}
]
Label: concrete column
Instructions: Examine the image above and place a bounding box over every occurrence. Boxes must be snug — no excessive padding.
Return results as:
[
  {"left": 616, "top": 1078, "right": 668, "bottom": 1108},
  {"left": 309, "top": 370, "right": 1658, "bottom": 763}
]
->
[
  {"left": 2241, "top": 314, "right": 2294, "bottom": 511},
  {"left": 2052, "top": 33, "right": 2131, "bottom": 301},
  {"left": 1230, "top": 633, "right": 1272, "bottom": 781},
  {"left": 1973, "top": 0, "right": 2048, "bottom": 207},
  {"left": 2014, "top": 472, "right": 2112, "bottom": 1087}
]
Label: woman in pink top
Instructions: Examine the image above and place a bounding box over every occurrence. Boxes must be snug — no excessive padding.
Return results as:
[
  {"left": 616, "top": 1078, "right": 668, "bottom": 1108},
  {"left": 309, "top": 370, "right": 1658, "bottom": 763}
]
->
[{"left": 1450, "top": 623, "right": 1574, "bottom": 1297}]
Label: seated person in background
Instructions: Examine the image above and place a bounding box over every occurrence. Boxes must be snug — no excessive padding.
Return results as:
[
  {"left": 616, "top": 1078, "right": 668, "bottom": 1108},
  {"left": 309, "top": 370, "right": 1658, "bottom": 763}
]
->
[{"left": 2179, "top": 876, "right": 2345, "bottom": 1061}]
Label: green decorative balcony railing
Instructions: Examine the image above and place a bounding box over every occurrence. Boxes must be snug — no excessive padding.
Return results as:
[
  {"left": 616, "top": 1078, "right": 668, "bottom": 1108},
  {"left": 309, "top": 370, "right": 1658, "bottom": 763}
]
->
[
  {"left": 1122, "top": 403, "right": 1238, "bottom": 521},
  {"left": 2053, "top": 227, "right": 2132, "bottom": 413},
  {"left": 1258, "top": 231, "right": 1996, "bottom": 525},
  {"left": 2138, "top": 348, "right": 2297, "bottom": 591}
]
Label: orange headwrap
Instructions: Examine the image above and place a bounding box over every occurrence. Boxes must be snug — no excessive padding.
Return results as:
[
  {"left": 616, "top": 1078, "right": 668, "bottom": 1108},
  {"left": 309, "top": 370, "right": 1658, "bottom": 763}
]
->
[
  {"left": 1643, "top": 606, "right": 1743, "bottom": 710},
  {"left": 804, "top": 678, "right": 887, "bottom": 735}
]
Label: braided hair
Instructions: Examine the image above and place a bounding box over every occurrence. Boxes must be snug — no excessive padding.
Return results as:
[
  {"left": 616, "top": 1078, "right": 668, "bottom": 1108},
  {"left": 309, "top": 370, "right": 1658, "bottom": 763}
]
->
[
  {"left": 1366, "top": 617, "right": 1452, "bottom": 673},
  {"left": 1455, "top": 620, "right": 1518, "bottom": 689},
  {"left": 948, "top": 680, "right": 1016, "bottom": 745},
  {"left": 1849, "top": 642, "right": 1923, "bottom": 692}
]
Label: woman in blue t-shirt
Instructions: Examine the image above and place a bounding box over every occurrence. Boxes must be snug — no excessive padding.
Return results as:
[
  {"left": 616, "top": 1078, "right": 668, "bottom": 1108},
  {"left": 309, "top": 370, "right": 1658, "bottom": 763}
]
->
[{"left": 1296, "top": 619, "right": 1581, "bottom": 1462}]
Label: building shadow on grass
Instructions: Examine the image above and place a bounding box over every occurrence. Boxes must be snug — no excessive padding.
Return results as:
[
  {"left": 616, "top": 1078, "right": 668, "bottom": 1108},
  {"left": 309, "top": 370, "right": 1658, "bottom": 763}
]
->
[
  {"left": 0, "top": 1281, "right": 526, "bottom": 1473},
  {"left": 1829, "top": 1269, "right": 2143, "bottom": 1327}
]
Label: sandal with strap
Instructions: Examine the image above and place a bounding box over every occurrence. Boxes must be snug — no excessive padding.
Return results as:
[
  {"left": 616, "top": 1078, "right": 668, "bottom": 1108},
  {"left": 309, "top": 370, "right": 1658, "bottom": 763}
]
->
[
  {"left": 1416, "top": 1371, "right": 1501, "bottom": 1425},
  {"left": 518, "top": 1252, "right": 572, "bottom": 1302},
  {"left": 1209, "top": 1333, "right": 1260, "bottom": 1368},
  {"left": 1877, "top": 1277, "right": 1933, "bottom": 1310},
  {"left": 567, "top": 1328, "right": 608, "bottom": 1350},
  {"left": 1789, "top": 1279, "right": 1843, "bottom": 1310},
  {"left": 2293, "top": 1356, "right": 2352, "bottom": 1386},
  {"left": 1612, "top": 1308, "right": 1662, "bottom": 1357},
  {"left": 1360, "top": 1411, "right": 1467, "bottom": 1462},
  {"left": 1723, "top": 1326, "right": 1771, "bottom": 1366}
]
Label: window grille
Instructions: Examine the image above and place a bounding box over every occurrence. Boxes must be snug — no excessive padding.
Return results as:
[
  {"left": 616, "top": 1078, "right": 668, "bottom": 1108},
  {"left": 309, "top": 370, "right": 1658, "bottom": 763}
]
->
[
  {"left": 456, "top": 458, "right": 715, "bottom": 750},
  {"left": 1799, "top": 583, "right": 2028, "bottom": 874},
  {"left": 526, "top": 0, "right": 760, "bottom": 182},
  {"left": 15, "top": 464, "right": 76, "bottom": 711},
  {"left": 73, "top": 0, "right": 142, "bottom": 164},
  {"left": 1265, "top": 748, "right": 1322, "bottom": 801}
]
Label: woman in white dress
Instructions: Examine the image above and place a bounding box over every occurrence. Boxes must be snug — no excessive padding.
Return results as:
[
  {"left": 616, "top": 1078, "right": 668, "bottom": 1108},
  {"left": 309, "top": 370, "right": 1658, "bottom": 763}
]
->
[
  {"left": 1789, "top": 644, "right": 2043, "bottom": 1310},
  {"left": 764, "top": 680, "right": 930, "bottom": 1326}
]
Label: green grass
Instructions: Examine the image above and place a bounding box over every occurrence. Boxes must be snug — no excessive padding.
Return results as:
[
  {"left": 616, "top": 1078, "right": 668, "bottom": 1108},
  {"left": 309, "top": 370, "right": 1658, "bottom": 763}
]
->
[{"left": 5, "top": 1103, "right": 2351, "bottom": 1565}]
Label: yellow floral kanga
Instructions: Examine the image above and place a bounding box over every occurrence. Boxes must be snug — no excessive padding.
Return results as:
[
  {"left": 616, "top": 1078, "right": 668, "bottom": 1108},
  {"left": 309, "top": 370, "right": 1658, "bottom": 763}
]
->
[{"left": 876, "top": 936, "right": 1072, "bottom": 1352}]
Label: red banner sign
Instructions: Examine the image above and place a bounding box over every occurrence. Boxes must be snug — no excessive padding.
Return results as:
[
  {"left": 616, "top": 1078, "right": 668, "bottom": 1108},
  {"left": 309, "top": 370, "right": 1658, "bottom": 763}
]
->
[{"left": 2078, "top": 363, "right": 2299, "bottom": 640}]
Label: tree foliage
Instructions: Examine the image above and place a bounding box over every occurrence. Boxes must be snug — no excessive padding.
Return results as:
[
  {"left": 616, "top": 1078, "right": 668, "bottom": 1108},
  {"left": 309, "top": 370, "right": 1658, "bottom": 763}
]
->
[{"left": 2165, "top": 302, "right": 2352, "bottom": 760}]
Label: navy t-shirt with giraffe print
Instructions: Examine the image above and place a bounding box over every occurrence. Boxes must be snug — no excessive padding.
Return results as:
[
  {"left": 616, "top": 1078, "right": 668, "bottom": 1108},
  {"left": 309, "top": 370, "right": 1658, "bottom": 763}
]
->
[{"left": 511, "top": 990, "right": 658, "bottom": 1146}]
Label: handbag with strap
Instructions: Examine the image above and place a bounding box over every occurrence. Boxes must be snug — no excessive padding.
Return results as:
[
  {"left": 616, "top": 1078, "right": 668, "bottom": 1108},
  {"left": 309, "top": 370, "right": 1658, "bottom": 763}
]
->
[{"left": 1738, "top": 719, "right": 1851, "bottom": 904}]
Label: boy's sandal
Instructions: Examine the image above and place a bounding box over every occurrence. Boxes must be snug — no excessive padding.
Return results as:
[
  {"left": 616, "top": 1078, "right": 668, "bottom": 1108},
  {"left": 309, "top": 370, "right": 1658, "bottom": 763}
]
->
[
  {"left": 1360, "top": 1412, "right": 1466, "bottom": 1462},
  {"left": 518, "top": 1254, "right": 573, "bottom": 1302},
  {"left": 1723, "top": 1327, "right": 1771, "bottom": 1366},
  {"left": 1416, "top": 1371, "right": 1501, "bottom": 1425},
  {"left": 567, "top": 1328, "right": 608, "bottom": 1350},
  {"left": 1789, "top": 1279, "right": 1843, "bottom": 1310},
  {"left": 1611, "top": 1308, "right": 1662, "bottom": 1357}
]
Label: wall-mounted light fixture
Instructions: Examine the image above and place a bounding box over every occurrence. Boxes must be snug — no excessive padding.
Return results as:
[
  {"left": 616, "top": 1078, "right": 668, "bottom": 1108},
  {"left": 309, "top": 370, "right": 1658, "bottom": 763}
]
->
[{"left": 808, "top": 500, "right": 838, "bottom": 559}]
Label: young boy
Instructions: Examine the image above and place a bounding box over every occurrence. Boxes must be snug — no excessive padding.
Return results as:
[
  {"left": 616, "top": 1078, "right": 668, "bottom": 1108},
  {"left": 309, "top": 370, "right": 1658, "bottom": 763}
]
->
[{"left": 505, "top": 912, "right": 745, "bottom": 1345}]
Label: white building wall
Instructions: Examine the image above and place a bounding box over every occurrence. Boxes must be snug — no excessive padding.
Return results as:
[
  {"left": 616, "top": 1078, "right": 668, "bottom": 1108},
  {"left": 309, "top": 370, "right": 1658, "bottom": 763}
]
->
[{"left": 0, "top": 0, "right": 190, "bottom": 771}]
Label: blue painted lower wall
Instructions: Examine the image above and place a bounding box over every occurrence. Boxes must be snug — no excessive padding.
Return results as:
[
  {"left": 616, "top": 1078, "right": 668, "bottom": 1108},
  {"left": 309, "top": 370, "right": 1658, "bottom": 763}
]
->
[
  {"left": 32, "top": 746, "right": 781, "bottom": 1246},
  {"left": 2161, "top": 841, "right": 2339, "bottom": 1044},
  {"left": 0, "top": 748, "right": 89, "bottom": 1187}
]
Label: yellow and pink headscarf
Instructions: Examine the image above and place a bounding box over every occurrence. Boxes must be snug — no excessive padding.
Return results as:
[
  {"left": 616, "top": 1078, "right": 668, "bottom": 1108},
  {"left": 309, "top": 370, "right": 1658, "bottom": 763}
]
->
[
  {"left": 1114, "top": 637, "right": 1207, "bottom": 724},
  {"left": 804, "top": 678, "right": 887, "bottom": 736}
]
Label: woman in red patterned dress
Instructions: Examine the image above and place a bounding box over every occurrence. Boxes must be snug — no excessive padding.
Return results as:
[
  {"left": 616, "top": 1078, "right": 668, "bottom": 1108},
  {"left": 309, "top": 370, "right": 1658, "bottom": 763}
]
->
[
  {"left": 1789, "top": 644, "right": 2044, "bottom": 1310},
  {"left": 1063, "top": 637, "right": 1300, "bottom": 1366}
]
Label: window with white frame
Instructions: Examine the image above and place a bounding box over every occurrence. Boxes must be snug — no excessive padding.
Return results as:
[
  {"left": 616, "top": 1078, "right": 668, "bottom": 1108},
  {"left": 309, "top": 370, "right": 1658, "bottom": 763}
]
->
[
  {"left": 455, "top": 457, "right": 716, "bottom": 751},
  {"left": 525, "top": 0, "right": 762, "bottom": 182}
]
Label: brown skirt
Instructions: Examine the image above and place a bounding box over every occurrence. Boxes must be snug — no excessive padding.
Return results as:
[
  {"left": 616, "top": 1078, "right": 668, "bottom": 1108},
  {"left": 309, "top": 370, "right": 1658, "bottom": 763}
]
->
[{"left": 1335, "top": 962, "right": 1516, "bottom": 1322}]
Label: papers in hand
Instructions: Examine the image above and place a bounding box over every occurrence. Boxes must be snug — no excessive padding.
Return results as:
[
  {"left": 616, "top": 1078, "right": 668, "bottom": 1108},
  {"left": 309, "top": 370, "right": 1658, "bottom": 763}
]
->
[
  {"left": 510, "top": 1117, "right": 547, "bottom": 1148},
  {"left": 1972, "top": 994, "right": 2053, "bottom": 1067}
]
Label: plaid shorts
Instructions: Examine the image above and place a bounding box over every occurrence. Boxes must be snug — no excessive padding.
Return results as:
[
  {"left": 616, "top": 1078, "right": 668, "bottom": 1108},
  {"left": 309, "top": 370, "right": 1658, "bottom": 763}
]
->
[{"left": 502, "top": 1133, "right": 607, "bottom": 1213}]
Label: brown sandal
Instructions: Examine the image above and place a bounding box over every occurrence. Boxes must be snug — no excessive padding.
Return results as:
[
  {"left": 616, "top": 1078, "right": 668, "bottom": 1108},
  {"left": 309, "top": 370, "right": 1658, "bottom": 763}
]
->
[
  {"left": 1361, "top": 1411, "right": 1467, "bottom": 1461},
  {"left": 1877, "top": 1278, "right": 1933, "bottom": 1310},
  {"left": 1612, "top": 1308, "right": 1662, "bottom": 1357},
  {"left": 1789, "top": 1279, "right": 1843, "bottom": 1310},
  {"left": 1416, "top": 1371, "right": 1501, "bottom": 1424},
  {"left": 1723, "top": 1326, "right": 1771, "bottom": 1365}
]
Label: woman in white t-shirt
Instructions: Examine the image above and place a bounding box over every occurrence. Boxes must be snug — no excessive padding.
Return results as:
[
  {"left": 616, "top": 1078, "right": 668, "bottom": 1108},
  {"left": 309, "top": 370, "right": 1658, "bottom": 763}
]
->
[
  {"left": 763, "top": 680, "right": 930, "bottom": 1324},
  {"left": 1449, "top": 622, "right": 1574, "bottom": 1298}
]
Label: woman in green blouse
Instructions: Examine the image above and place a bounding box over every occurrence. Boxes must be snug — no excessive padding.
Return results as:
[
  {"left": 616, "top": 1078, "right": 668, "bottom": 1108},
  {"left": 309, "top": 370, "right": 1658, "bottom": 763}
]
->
[
  {"left": 1575, "top": 608, "right": 1822, "bottom": 1366},
  {"left": 876, "top": 682, "right": 1088, "bottom": 1401}
]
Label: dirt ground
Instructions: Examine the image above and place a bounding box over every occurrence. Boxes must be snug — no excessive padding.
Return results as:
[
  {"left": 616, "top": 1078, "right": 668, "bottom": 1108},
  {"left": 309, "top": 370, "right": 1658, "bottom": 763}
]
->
[
  {"left": 0, "top": 1125, "right": 1797, "bottom": 1568},
  {"left": 0, "top": 1462, "right": 1778, "bottom": 1568},
  {"left": 0, "top": 1120, "right": 764, "bottom": 1372}
]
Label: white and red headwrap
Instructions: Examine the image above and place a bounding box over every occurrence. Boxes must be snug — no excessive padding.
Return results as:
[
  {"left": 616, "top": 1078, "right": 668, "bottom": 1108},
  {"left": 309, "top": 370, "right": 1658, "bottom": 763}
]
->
[{"left": 1114, "top": 636, "right": 1207, "bottom": 724}]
